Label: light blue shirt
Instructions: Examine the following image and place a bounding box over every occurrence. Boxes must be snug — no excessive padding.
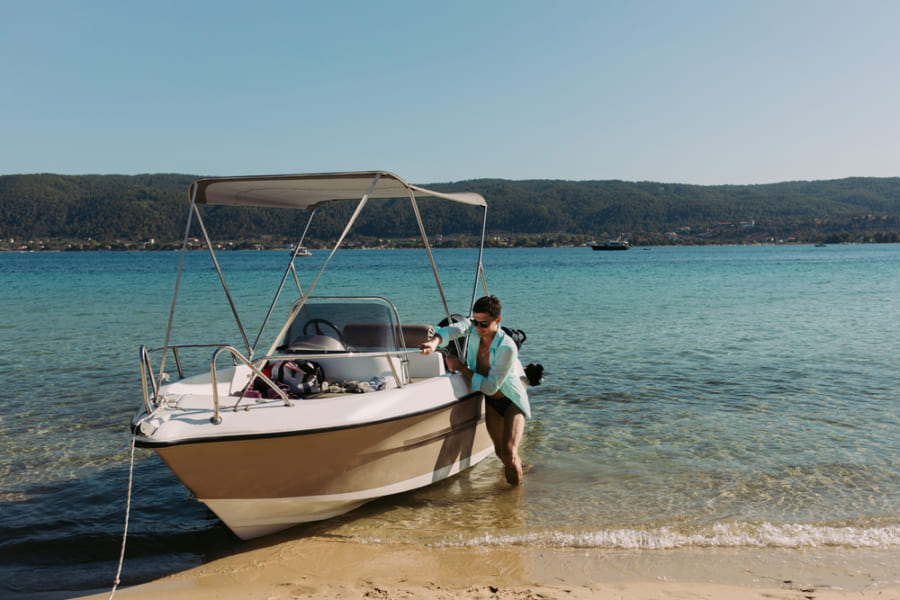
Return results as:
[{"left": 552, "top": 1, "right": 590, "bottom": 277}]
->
[{"left": 434, "top": 321, "right": 531, "bottom": 419}]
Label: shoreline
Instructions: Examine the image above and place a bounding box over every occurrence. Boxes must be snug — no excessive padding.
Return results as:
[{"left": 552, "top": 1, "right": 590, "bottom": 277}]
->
[
  {"left": 3, "top": 241, "right": 896, "bottom": 252},
  {"left": 74, "top": 538, "right": 900, "bottom": 600}
]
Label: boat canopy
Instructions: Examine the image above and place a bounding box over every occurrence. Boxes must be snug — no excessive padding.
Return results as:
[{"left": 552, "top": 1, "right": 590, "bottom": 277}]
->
[
  {"left": 164, "top": 170, "right": 490, "bottom": 368},
  {"left": 190, "top": 171, "right": 486, "bottom": 210}
]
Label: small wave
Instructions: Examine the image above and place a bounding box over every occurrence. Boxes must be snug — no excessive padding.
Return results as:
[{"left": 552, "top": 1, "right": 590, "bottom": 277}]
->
[{"left": 440, "top": 522, "right": 900, "bottom": 550}]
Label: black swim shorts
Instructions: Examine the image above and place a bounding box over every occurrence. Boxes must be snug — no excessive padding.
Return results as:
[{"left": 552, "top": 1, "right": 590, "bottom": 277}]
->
[{"left": 485, "top": 395, "right": 512, "bottom": 417}]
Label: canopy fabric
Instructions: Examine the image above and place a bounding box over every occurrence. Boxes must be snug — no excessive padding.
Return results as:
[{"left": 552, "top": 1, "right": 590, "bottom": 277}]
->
[{"left": 189, "top": 171, "right": 486, "bottom": 210}]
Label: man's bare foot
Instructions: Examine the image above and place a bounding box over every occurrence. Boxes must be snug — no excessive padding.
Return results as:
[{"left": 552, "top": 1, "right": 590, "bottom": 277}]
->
[{"left": 504, "top": 461, "right": 523, "bottom": 485}]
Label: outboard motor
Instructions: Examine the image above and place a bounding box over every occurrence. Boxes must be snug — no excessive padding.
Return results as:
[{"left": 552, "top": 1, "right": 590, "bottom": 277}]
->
[{"left": 524, "top": 363, "right": 544, "bottom": 386}]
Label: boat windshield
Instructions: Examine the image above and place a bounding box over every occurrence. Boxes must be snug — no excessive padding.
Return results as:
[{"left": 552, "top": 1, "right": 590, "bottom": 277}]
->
[{"left": 279, "top": 297, "right": 408, "bottom": 354}]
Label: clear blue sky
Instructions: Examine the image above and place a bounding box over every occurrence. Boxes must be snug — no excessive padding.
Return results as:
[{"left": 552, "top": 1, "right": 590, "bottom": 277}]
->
[{"left": 3, "top": 0, "right": 899, "bottom": 185}]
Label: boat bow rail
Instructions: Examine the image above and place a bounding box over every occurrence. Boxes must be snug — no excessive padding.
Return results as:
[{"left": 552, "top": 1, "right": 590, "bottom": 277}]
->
[{"left": 138, "top": 341, "right": 436, "bottom": 425}]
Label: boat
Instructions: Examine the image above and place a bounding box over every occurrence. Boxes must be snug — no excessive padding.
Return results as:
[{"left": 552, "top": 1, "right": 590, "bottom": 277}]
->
[
  {"left": 591, "top": 239, "right": 630, "bottom": 251},
  {"left": 294, "top": 245, "right": 312, "bottom": 256},
  {"left": 132, "top": 171, "right": 497, "bottom": 540}
]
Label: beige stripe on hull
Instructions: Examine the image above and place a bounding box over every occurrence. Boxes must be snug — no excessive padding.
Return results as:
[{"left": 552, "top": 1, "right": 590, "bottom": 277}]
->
[
  {"left": 202, "top": 443, "right": 495, "bottom": 539},
  {"left": 155, "top": 396, "right": 491, "bottom": 501}
]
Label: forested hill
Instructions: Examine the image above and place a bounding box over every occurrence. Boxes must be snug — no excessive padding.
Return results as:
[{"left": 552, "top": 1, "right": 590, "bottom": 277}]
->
[{"left": 2, "top": 173, "right": 900, "bottom": 249}]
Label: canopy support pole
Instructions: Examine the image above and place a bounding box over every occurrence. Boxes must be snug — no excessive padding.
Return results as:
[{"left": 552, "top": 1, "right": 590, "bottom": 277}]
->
[
  {"left": 158, "top": 186, "right": 198, "bottom": 389},
  {"left": 469, "top": 207, "right": 490, "bottom": 314},
  {"left": 407, "top": 188, "right": 454, "bottom": 324},
  {"left": 194, "top": 204, "right": 252, "bottom": 357},
  {"left": 251, "top": 209, "right": 316, "bottom": 354},
  {"left": 264, "top": 174, "right": 381, "bottom": 356}
]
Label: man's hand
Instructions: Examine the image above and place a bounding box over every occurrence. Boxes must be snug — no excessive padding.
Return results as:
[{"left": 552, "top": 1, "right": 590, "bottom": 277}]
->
[
  {"left": 419, "top": 335, "right": 441, "bottom": 355},
  {"left": 445, "top": 355, "right": 463, "bottom": 372}
]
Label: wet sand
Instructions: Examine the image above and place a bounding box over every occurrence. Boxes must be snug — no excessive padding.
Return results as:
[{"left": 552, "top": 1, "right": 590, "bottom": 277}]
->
[{"left": 76, "top": 538, "right": 900, "bottom": 599}]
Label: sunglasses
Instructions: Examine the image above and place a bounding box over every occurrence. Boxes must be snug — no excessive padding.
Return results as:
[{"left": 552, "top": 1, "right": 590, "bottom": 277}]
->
[{"left": 470, "top": 318, "right": 495, "bottom": 328}]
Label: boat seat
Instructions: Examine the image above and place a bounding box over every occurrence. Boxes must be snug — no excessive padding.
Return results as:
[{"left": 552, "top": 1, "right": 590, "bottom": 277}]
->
[
  {"left": 342, "top": 323, "right": 435, "bottom": 350},
  {"left": 285, "top": 334, "right": 346, "bottom": 353}
]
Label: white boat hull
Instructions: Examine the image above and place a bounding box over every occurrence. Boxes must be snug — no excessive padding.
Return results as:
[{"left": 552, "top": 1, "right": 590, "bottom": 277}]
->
[{"left": 137, "top": 371, "right": 493, "bottom": 539}]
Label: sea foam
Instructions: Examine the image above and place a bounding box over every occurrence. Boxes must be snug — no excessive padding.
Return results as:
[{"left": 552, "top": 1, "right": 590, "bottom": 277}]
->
[{"left": 444, "top": 522, "right": 900, "bottom": 550}]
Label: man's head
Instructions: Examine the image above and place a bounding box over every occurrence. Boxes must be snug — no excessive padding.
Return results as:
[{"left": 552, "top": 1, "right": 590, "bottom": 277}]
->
[
  {"left": 473, "top": 295, "right": 501, "bottom": 319},
  {"left": 471, "top": 294, "right": 502, "bottom": 332}
]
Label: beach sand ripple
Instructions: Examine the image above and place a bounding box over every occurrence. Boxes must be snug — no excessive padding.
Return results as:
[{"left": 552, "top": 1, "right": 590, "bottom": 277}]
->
[{"left": 74, "top": 538, "right": 900, "bottom": 600}]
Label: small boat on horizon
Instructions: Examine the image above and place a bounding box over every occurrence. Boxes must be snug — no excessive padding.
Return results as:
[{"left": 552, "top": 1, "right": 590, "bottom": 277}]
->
[{"left": 591, "top": 239, "right": 631, "bottom": 251}]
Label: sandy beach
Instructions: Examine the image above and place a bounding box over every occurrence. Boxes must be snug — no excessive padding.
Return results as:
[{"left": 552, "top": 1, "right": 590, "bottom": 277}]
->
[{"left": 76, "top": 537, "right": 900, "bottom": 600}]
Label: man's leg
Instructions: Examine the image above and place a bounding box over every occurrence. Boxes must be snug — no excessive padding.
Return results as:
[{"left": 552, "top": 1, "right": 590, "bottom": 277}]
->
[
  {"left": 501, "top": 406, "right": 525, "bottom": 485},
  {"left": 484, "top": 402, "right": 505, "bottom": 458}
]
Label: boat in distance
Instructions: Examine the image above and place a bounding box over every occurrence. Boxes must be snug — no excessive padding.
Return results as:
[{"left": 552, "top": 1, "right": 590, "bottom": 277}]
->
[
  {"left": 591, "top": 239, "right": 630, "bottom": 251},
  {"left": 132, "top": 171, "right": 500, "bottom": 540}
]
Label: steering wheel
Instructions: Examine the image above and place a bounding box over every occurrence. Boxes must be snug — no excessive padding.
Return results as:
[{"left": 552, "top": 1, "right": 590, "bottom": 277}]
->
[{"left": 302, "top": 318, "right": 344, "bottom": 342}]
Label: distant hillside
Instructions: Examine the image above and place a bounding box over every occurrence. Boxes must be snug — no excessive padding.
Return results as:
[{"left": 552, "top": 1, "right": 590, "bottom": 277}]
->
[
  {"left": 0, "top": 173, "right": 192, "bottom": 242},
  {"left": 2, "top": 173, "right": 900, "bottom": 249}
]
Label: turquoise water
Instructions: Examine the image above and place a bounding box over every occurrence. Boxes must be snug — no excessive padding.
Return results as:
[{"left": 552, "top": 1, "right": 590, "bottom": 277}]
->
[{"left": 1, "top": 245, "right": 899, "bottom": 597}]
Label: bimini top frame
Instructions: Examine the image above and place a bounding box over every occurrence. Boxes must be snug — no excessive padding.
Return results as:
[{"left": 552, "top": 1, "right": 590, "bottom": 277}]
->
[
  {"left": 157, "top": 171, "right": 489, "bottom": 391},
  {"left": 190, "top": 171, "right": 486, "bottom": 210}
]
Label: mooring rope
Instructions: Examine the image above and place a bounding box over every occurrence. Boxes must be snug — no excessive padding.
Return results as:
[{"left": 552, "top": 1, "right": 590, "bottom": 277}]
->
[{"left": 109, "top": 431, "right": 137, "bottom": 599}]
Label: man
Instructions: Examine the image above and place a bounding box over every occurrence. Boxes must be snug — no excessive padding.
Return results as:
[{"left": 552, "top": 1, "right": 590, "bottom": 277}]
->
[{"left": 420, "top": 295, "right": 530, "bottom": 485}]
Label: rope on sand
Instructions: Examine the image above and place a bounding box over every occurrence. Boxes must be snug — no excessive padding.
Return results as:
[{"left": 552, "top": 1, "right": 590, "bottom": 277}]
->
[{"left": 109, "top": 432, "right": 137, "bottom": 599}]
